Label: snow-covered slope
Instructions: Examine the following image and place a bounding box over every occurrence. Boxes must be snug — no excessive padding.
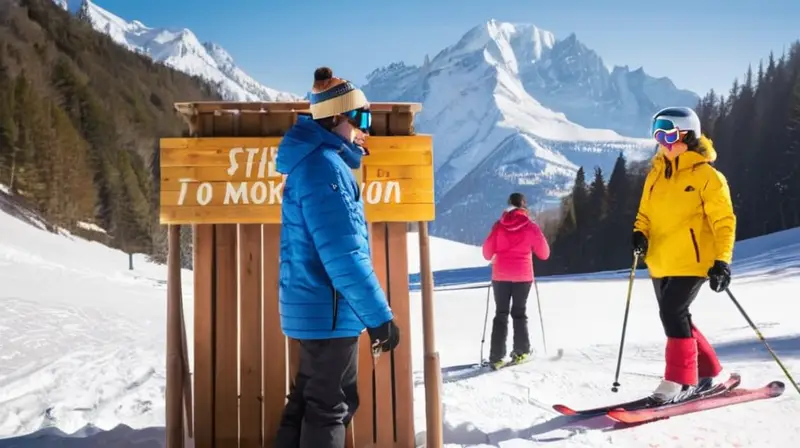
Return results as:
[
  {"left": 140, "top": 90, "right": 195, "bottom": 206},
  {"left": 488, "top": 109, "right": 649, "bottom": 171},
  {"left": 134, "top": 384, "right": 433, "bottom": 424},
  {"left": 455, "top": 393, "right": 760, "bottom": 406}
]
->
[
  {"left": 406, "top": 229, "right": 799, "bottom": 447},
  {"left": 78, "top": 0, "right": 299, "bottom": 102},
  {"left": 406, "top": 231, "right": 486, "bottom": 274},
  {"left": 362, "top": 21, "right": 657, "bottom": 244},
  {"left": 1, "top": 189, "right": 798, "bottom": 446}
]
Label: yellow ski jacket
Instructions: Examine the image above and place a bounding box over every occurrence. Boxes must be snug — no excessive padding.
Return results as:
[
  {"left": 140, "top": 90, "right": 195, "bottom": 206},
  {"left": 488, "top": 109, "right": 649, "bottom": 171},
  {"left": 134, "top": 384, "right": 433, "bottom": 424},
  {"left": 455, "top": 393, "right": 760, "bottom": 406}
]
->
[{"left": 633, "top": 136, "right": 736, "bottom": 278}]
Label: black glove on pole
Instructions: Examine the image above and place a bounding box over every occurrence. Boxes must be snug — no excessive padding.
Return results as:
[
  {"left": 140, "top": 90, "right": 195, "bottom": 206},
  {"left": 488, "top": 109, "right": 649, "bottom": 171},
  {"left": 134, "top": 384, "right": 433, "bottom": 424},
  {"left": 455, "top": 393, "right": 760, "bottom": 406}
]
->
[
  {"left": 367, "top": 319, "right": 400, "bottom": 353},
  {"left": 632, "top": 231, "right": 648, "bottom": 257},
  {"left": 708, "top": 260, "right": 731, "bottom": 292}
]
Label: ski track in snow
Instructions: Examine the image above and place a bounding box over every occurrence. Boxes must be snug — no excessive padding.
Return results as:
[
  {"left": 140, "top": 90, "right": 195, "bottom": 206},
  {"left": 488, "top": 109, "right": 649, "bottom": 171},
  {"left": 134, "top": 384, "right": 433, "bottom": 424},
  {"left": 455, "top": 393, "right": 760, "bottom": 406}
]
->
[{"left": 0, "top": 190, "right": 799, "bottom": 446}]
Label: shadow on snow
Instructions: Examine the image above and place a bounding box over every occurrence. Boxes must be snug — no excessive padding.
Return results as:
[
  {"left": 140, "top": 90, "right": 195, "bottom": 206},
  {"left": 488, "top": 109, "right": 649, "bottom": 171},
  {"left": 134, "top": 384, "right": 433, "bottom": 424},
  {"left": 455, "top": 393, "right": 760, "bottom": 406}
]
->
[
  {"left": 429, "top": 405, "right": 649, "bottom": 446},
  {"left": 714, "top": 334, "right": 800, "bottom": 362}
]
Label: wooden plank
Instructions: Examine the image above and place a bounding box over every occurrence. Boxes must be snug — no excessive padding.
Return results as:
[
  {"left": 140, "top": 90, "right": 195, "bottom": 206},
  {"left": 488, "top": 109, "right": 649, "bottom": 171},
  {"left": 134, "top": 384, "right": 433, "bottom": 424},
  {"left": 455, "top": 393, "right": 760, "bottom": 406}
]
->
[
  {"left": 192, "top": 224, "right": 215, "bottom": 448},
  {"left": 371, "top": 223, "right": 396, "bottom": 447},
  {"left": 159, "top": 180, "right": 432, "bottom": 206},
  {"left": 353, "top": 224, "right": 389, "bottom": 448},
  {"left": 354, "top": 333, "right": 376, "bottom": 448},
  {"left": 214, "top": 224, "right": 239, "bottom": 445},
  {"left": 238, "top": 224, "right": 263, "bottom": 448},
  {"left": 386, "top": 222, "right": 415, "bottom": 447},
  {"left": 262, "top": 224, "right": 286, "bottom": 446},
  {"left": 161, "top": 173, "right": 434, "bottom": 194},
  {"left": 175, "top": 101, "right": 422, "bottom": 115},
  {"left": 166, "top": 225, "right": 184, "bottom": 448},
  {"left": 159, "top": 135, "right": 430, "bottom": 151},
  {"left": 159, "top": 202, "right": 435, "bottom": 225},
  {"left": 363, "top": 165, "right": 433, "bottom": 181},
  {"left": 160, "top": 137, "right": 432, "bottom": 168},
  {"left": 160, "top": 164, "right": 436, "bottom": 184}
]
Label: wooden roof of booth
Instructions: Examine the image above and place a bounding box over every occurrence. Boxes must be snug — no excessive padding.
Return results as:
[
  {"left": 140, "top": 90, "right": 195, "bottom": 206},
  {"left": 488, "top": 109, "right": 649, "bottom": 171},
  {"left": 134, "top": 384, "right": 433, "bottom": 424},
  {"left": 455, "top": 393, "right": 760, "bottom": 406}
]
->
[
  {"left": 173, "top": 101, "right": 424, "bottom": 137},
  {"left": 174, "top": 101, "right": 422, "bottom": 117}
]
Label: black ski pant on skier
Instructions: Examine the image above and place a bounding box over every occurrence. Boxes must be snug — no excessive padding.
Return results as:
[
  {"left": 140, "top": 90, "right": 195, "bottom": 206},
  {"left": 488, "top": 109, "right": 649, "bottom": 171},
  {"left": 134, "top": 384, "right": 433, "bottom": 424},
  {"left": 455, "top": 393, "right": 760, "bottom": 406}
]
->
[
  {"left": 652, "top": 276, "right": 722, "bottom": 387},
  {"left": 489, "top": 280, "right": 533, "bottom": 363},
  {"left": 273, "top": 337, "right": 359, "bottom": 448}
]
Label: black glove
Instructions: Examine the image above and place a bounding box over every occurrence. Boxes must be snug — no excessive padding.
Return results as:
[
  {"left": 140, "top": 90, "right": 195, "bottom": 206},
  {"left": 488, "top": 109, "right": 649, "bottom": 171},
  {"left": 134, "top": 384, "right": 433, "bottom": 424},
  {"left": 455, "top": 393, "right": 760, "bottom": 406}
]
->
[
  {"left": 708, "top": 260, "right": 731, "bottom": 292},
  {"left": 367, "top": 319, "right": 400, "bottom": 353},
  {"left": 632, "top": 231, "right": 648, "bottom": 257}
]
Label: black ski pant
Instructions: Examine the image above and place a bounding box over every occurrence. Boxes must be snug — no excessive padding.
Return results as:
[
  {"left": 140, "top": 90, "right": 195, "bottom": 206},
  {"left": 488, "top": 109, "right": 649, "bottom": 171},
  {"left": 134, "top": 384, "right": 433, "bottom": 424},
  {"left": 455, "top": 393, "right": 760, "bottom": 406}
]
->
[
  {"left": 274, "top": 336, "right": 359, "bottom": 448},
  {"left": 489, "top": 280, "right": 533, "bottom": 362},
  {"left": 652, "top": 276, "right": 705, "bottom": 338}
]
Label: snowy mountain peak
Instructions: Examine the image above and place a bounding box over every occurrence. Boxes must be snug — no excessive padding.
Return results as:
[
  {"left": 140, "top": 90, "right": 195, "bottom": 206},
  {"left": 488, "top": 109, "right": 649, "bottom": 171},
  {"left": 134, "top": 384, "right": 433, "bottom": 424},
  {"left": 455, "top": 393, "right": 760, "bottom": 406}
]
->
[
  {"left": 65, "top": 0, "right": 299, "bottom": 102},
  {"left": 444, "top": 20, "right": 556, "bottom": 72},
  {"left": 203, "top": 42, "right": 234, "bottom": 67},
  {"left": 361, "top": 19, "right": 697, "bottom": 243},
  {"left": 54, "top": 0, "right": 68, "bottom": 10}
]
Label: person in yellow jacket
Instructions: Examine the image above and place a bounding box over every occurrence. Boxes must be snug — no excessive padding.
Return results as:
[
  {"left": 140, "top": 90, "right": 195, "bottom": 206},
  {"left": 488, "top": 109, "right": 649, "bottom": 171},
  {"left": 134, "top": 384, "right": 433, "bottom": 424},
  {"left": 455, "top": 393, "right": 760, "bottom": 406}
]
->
[{"left": 632, "top": 106, "right": 736, "bottom": 404}]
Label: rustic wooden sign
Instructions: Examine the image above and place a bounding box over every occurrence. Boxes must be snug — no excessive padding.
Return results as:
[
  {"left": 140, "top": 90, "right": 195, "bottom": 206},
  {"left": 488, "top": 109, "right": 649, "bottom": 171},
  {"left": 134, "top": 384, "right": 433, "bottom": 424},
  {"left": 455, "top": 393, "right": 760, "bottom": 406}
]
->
[{"left": 159, "top": 135, "right": 434, "bottom": 224}]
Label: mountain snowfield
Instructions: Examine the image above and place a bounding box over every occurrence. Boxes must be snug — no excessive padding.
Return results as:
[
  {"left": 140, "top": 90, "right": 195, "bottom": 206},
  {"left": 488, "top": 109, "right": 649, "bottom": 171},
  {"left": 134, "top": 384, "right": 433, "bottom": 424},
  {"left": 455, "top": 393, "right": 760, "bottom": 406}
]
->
[
  {"left": 1, "top": 187, "right": 799, "bottom": 447},
  {"left": 52, "top": 2, "right": 701, "bottom": 244},
  {"left": 57, "top": 0, "right": 299, "bottom": 102},
  {"left": 362, "top": 21, "right": 666, "bottom": 243}
]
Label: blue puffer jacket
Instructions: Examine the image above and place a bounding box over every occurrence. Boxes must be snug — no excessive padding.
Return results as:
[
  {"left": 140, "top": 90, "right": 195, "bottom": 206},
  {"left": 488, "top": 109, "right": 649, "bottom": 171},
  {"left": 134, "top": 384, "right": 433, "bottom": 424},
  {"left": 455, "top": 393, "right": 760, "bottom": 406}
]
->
[{"left": 275, "top": 116, "right": 393, "bottom": 340}]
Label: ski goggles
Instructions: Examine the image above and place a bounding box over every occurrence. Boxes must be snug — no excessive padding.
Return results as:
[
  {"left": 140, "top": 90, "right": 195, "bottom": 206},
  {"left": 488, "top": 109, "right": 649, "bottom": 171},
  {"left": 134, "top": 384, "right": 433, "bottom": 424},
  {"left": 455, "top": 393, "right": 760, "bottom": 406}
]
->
[
  {"left": 651, "top": 118, "right": 683, "bottom": 147},
  {"left": 343, "top": 108, "right": 372, "bottom": 132}
]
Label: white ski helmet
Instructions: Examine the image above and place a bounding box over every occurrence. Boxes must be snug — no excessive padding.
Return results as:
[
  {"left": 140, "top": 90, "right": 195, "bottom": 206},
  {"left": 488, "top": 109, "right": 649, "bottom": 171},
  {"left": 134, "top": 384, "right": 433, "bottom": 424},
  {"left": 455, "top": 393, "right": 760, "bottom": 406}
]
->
[{"left": 650, "top": 107, "right": 701, "bottom": 138}]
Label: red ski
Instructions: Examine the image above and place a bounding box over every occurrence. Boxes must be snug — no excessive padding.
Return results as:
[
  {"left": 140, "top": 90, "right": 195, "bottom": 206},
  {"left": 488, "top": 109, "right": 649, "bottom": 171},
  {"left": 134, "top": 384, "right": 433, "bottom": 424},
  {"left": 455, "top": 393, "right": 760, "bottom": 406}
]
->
[
  {"left": 607, "top": 380, "right": 785, "bottom": 424},
  {"left": 553, "top": 373, "right": 741, "bottom": 417}
]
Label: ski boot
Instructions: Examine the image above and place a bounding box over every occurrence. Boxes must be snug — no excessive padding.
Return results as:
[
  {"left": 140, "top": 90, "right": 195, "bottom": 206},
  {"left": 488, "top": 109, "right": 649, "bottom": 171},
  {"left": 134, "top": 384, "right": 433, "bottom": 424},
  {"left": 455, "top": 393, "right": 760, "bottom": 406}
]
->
[
  {"left": 650, "top": 379, "right": 697, "bottom": 404},
  {"left": 507, "top": 350, "right": 530, "bottom": 366},
  {"left": 489, "top": 359, "right": 504, "bottom": 371},
  {"left": 696, "top": 369, "right": 726, "bottom": 394}
]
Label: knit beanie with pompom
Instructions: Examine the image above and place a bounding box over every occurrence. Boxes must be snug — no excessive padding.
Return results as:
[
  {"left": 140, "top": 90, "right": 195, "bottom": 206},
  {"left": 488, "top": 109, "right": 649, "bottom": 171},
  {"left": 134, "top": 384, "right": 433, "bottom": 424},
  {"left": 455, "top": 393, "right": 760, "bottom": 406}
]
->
[{"left": 308, "top": 67, "right": 369, "bottom": 119}]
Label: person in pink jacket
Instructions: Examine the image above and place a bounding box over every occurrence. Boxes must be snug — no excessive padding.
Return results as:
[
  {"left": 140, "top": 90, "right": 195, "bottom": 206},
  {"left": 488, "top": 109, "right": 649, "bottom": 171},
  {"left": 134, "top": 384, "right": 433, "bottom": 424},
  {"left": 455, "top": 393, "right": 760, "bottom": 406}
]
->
[{"left": 482, "top": 192, "right": 551, "bottom": 369}]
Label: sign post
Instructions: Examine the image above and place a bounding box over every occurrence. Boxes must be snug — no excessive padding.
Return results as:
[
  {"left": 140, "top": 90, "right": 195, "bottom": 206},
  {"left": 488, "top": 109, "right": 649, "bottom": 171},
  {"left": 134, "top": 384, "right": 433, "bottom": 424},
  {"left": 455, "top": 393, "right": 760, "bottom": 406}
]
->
[{"left": 160, "top": 101, "right": 441, "bottom": 448}]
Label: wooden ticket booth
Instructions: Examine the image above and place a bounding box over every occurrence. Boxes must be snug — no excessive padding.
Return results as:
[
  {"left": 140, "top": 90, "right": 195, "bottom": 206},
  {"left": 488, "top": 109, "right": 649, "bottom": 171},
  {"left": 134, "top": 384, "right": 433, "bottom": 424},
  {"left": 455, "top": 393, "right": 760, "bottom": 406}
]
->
[{"left": 160, "top": 101, "right": 443, "bottom": 448}]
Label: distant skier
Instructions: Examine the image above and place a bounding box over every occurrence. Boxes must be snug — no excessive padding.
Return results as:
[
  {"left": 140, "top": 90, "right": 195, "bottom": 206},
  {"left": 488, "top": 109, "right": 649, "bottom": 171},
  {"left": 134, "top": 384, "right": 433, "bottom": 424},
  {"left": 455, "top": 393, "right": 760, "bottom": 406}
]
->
[
  {"left": 273, "top": 67, "right": 400, "bottom": 448},
  {"left": 482, "top": 192, "right": 550, "bottom": 369},
  {"left": 633, "top": 106, "right": 735, "bottom": 404}
]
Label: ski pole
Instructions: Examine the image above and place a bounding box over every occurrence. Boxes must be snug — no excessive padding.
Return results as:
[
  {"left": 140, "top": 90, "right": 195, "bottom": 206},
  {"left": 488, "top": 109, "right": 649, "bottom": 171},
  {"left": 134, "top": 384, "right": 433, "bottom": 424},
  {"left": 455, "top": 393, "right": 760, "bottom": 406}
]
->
[
  {"left": 611, "top": 252, "right": 640, "bottom": 393},
  {"left": 532, "top": 263, "right": 548, "bottom": 354},
  {"left": 479, "top": 284, "right": 491, "bottom": 365},
  {"left": 725, "top": 288, "right": 800, "bottom": 396}
]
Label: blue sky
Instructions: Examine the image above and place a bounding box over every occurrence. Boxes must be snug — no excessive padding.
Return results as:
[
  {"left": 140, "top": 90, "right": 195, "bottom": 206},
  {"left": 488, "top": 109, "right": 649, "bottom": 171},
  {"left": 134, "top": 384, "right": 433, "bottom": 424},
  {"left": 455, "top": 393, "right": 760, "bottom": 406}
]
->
[{"left": 83, "top": 0, "right": 798, "bottom": 98}]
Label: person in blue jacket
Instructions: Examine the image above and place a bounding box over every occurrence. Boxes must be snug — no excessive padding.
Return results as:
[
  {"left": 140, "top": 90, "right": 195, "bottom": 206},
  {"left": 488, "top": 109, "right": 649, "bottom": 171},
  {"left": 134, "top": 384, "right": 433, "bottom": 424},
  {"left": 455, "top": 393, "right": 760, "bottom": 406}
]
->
[{"left": 272, "top": 66, "right": 400, "bottom": 448}]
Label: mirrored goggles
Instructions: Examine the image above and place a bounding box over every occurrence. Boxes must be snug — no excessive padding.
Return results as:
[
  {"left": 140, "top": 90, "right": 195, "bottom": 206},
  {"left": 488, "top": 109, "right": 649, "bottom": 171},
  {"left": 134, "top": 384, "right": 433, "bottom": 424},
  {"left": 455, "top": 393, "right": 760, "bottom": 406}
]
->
[
  {"left": 652, "top": 118, "right": 682, "bottom": 147},
  {"left": 343, "top": 108, "right": 372, "bottom": 132}
]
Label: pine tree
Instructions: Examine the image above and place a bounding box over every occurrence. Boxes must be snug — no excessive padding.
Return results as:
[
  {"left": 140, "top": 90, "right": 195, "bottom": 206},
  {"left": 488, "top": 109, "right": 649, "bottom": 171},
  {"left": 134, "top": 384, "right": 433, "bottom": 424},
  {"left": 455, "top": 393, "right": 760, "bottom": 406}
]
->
[
  {"left": 588, "top": 166, "right": 607, "bottom": 221},
  {"left": 571, "top": 167, "right": 589, "bottom": 231},
  {"left": 606, "top": 153, "right": 629, "bottom": 215},
  {"left": 0, "top": 47, "right": 18, "bottom": 186},
  {"left": 538, "top": 39, "right": 800, "bottom": 275}
]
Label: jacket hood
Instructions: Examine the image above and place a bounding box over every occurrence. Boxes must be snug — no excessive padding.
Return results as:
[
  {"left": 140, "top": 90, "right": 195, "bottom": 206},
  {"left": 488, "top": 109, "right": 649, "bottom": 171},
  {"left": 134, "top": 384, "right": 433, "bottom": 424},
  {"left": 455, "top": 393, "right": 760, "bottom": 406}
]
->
[
  {"left": 652, "top": 134, "right": 718, "bottom": 172},
  {"left": 499, "top": 208, "right": 532, "bottom": 232},
  {"left": 275, "top": 116, "right": 365, "bottom": 175}
]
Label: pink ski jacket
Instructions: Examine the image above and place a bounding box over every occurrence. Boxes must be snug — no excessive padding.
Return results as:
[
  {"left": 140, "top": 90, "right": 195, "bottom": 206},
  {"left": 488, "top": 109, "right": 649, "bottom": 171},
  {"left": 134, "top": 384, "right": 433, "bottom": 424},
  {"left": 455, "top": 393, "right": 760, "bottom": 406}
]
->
[{"left": 482, "top": 208, "right": 551, "bottom": 282}]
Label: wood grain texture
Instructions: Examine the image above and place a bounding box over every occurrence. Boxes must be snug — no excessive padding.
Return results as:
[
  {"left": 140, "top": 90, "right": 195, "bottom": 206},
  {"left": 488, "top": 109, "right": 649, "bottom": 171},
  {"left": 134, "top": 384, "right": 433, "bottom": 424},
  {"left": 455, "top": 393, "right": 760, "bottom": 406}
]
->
[
  {"left": 387, "top": 222, "right": 415, "bottom": 447},
  {"left": 192, "top": 225, "right": 215, "bottom": 448},
  {"left": 158, "top": 135, "right": 435, "bottom": 225},
  {"left": 160, "top": 202, "right": 435, "bottom": 225},
  {"left": 262, "top": 224, "right": 287, "bottom": 446},
  {"left": 214, "top": 224, "right": 239, "bottom": 445},
  {"left": 238, "top": 224, "right": 263, "bottom": 447}
]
